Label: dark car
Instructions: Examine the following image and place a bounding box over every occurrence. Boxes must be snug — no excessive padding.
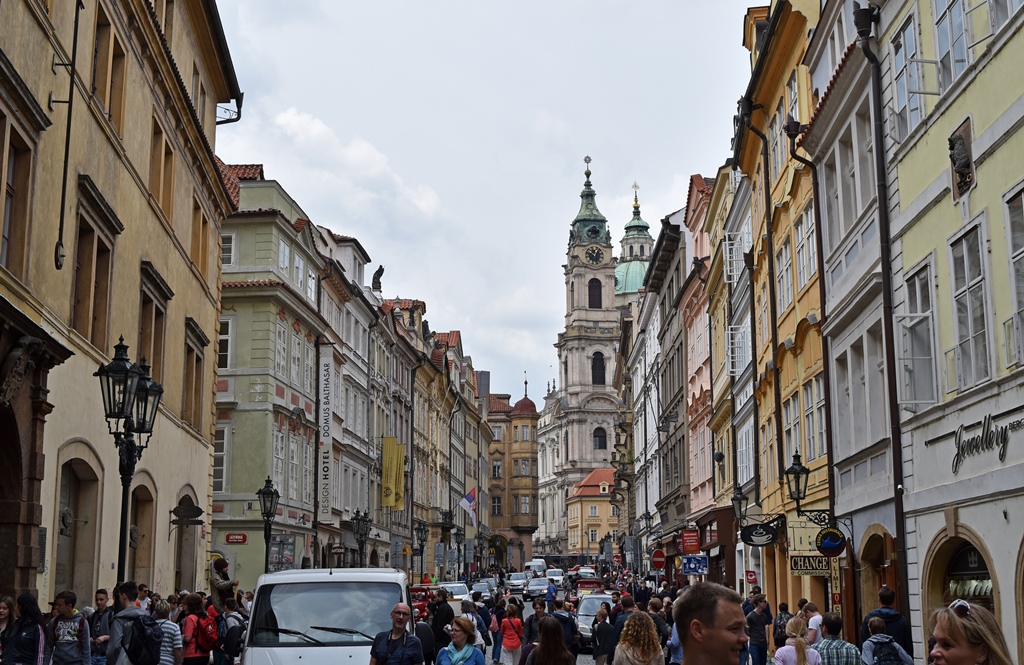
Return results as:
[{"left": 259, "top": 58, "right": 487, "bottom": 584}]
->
[
  {"left": 576, "top": 592, "right": 613, "bottom": 650},
  {"left": 525, "top": 577, "right": 549, "bottom": 601}
]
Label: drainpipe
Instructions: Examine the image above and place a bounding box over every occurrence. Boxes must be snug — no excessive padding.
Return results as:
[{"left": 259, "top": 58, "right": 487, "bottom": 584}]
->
[
  {"left": 855, "top": 2, "right": 911, "bottom": 620},
  {"left": 743, "top": 97, "right": 785, "bottom": 501}
]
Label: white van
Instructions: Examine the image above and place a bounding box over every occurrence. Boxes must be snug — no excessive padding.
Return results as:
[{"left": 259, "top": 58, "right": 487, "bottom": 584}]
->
[
  {"left": 525, "top": 559, "right": 547, "bottom": 577},
  {"left": 241, "top": 568, "right": 409, "bottom": 665}
]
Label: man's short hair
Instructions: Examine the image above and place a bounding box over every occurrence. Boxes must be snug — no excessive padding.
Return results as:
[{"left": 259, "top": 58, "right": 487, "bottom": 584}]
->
[
  {"left": 95, "top": 589, "right": 108, "bottom": 598},
  {"left": 554, "top": 598, "right": 564, "bottom": 610},
  {"left": 533, "top": 599, "right": 544, "bottom": 610},
  {"left": 55, "top": 590, "right": 77, "bottom": 608},
  {"left": 471, "top": 591, "right": 482, "bottom": 602},
  {"left": 672, "top": 582, "right": 742, "bottom": 645},
  {"left": 778, "top": 602, "right": 788, "bottom": 613},
  {"left": 751, "top": 586, "right": 762, "bottom": 594},
  {"left": 224, "top": 598, "right": 237, "bottom": 611},
  {"left": 878, "top": 586, "right": 895, "bottom": 606},
  {"left": 620, "top": 595, "right": 635, "bottom": 609},
  {"left": 868, "top": 616, "right": 886, "bottom": 635},
  {"left": 120, "top": 580, "right": 140, "bottom": 601},
  {"left": 821, "top": 612, "right": 843, "bottom": 636},
  {"left": 138, "top": 584, "right": 149, "bottom": 592},
  {"left": 752, "top": 594, "right": 766, "bottom": 606}
]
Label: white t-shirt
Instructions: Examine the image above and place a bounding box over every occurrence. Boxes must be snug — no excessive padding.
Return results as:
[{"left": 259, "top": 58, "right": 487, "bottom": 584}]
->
[{"left": 807, "top": 614, "right": 823, "bottom": 644}]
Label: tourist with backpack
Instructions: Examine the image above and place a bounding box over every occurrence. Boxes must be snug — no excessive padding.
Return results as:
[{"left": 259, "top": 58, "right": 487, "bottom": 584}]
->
[
  {"left": 180, "top": 595, "right": 213, "bottom": 665},
  {"left": 772, "top": 603, "right": 794, "bottom": 650},
  {"left": 858, "top": 588, "right": 912, "bottom": 660},
  {"left": 151, "top": 601, "right": 182, "bottom": 665},
  {"left": 49, "top": 590, "right": 91, "bottom": 665},
  {"left": 218, "top": 600, "right": 246, "bottom": 665},
  {"left": 107, "top": 581, "right": 162, "bottom": 665},
  {"left": 860, "top": 618, "right": 911, "bottom": 665}
]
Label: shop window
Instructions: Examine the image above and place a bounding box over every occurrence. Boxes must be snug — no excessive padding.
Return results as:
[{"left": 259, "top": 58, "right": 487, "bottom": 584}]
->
[{"left": 944, "top": 543, "right": 993, "bottom": 613}]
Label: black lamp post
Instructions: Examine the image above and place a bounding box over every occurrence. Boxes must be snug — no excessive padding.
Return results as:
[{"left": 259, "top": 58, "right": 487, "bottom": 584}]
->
[
  {"left": 784, "top": 453, "right": 832, "bottom": 527},
  {"left": 517, "top": 540, "right": 524, "bottom": 570},
  {"left": 257, "top": 476, "right": 280, "bottom": 574},
  {"left": 353, "top": 509, "right": 372, "bottom": 566},
  {"left": 95, "top": 337, "right": 163, "bottom": 584},
  {"left": 415, "top": 521, "right": 428, "bottom": 581},
  {"left": 453, "top": 526, "right": 464, "bottom": 581},
  {"left": 731, "top": 488, "right": 749, "bottom": 526}
]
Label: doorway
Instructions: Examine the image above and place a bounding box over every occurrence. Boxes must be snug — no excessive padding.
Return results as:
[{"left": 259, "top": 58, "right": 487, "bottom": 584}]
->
[{"left": 54, "top": 459, "right": 99, "bottom": 604}]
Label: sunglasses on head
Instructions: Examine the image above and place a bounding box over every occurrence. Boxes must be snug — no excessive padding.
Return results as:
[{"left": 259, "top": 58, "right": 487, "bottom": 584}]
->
[{"left": 949, "top": 599, "right": 970, "bottom": 618}]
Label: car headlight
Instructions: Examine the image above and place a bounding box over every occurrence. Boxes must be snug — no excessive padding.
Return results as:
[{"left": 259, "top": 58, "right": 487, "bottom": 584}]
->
[{"left": 580, "top": 624, "right": 591, "bottom": 636}]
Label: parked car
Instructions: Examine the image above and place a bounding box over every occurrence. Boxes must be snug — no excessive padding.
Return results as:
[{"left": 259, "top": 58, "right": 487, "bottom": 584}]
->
[
  {"left": 506, "top": 571, "right": 529, "bottom": 594},
  {"left": 440, "top": 582, "right": 469, "bottom": 602},
  {"left": 545, "top": 569, "right": 565, "bottom": 588},
  {"left": 525, "top": 577, "right": 549, "bottom": 601},
  {"left": 575, "top": 592, "right": 613, "bottom": 650},
  {"left": 471, "top": 582, "right": 493, "bottom": 603}
]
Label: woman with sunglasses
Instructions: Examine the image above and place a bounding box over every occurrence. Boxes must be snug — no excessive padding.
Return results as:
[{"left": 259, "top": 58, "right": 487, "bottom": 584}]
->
[
  {"left": 929, "top": 599, "right": 1013, "bottom": 665},
  {"left": 437, "top": 617, "right": 486, "bottom": 665}
]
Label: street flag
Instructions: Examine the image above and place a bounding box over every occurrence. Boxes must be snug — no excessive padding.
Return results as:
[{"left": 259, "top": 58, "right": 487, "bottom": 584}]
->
[
  {"left": 459, "top": 487, "right": 478, "bottom": 528},
  {"left": 381, "top": 437, "right": 401, "bottom": 508},
  {"left": 391, "top": 440, "right": 405, "bottom": 507}
]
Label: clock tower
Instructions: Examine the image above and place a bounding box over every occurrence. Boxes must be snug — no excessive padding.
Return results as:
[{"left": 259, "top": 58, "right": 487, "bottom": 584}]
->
[{"left": 550, "top": 157, "right": 621, "bottom": 527}]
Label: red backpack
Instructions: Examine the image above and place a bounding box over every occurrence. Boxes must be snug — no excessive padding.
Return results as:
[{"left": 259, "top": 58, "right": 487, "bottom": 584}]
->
[{"left": 195, "top": 614, "right": 219, "bottom": 652}]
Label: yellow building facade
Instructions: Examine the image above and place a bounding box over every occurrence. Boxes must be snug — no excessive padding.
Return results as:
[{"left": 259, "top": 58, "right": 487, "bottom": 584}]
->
[
  {"left": 0, "top": 0, "right": 240, "bottom": 600},
  {"left": 565, "top": 468, "right": 617, "bottom": 566}
]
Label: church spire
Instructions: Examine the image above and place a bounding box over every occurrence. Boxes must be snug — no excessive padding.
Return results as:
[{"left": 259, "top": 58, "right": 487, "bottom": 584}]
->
[{"left": 570, "top": 155, "right": 608, "bottom": 247}]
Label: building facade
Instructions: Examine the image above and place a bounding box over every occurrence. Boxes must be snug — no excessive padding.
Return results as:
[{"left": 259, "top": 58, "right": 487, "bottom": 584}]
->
[{"left": 1, "top": 0, "right": 240, "bottom": 600}]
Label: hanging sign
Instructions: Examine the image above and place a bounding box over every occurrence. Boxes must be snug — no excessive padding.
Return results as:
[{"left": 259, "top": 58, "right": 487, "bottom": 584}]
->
[
  {"left": 318, "top": 347, "right": 334, "bottom": 518},
  {"left": 745, "top": 570, "right": 758, "bottom": 584},
  {"left": 789, "top": 556, "right": 830, "bottom": 576},
  {"left": 815, "top": 527, "right": 846, "bottom": 557},
  {"left": 741, "top": 523, "right": 779, "bottom": 547},
  {"left": 680, "top": 530, "right": 701, "bottom": 554}
]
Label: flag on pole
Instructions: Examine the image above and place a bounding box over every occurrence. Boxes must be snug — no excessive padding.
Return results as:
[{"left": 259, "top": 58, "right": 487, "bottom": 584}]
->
[{"left": 458, "top": 487, "right": 477, "bottom": 528}]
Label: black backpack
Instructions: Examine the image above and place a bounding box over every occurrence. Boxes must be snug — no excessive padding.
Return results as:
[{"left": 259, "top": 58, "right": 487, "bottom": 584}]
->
[
  {"left": 123, "top": 614, "right": 163, "bottom": 665},
  {"left": 221, "top": 615, "right": 247, "bottom": 659},
  {"left": 872, "top": 640, "right": 902, "bottom": 665}
]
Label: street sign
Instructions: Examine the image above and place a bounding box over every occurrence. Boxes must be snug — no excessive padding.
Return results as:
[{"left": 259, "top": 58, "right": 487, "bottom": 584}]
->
[
  {"left": 651, "top": 549, "right": 666, "bottom": 570},
  {"left": 816, "top": 527, "right": 846, "bottom": 557},
  {"left": 225, "top": 533, "right": 247, "bottom": 544},
  {"left": 790, "top": 556, "right": 830, "bottom": 576},
  {"left": 680, "top": 530, "right": 701, "bottom": 555},
  {"left": 681, "top": 555, "right": 708, "bottom": 575},
  {"left": 741, "top": 523, "right": 779, "bottom": 547},
  {"left": 745, "top": 570, "right": 758, "bottom": 585},
  {"left": 613, "top": 553, "right": 622, "bottom": 565},
  {"left": 447, "top": 549, "right": 458, "bottom": 563},
  {"left": 434, "top": 542, "right": 445, "bottom": 561}
]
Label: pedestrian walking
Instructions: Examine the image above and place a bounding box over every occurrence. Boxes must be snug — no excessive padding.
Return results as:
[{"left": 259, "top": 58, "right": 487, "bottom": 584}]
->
[
  {"left": 7, "top": 593, "right": 51, "bottom": 665},
  {"left": 928, "top": 600, "right": 1013, "bottom": 665},
  {"left": 49, "top": 591, "right": 90, "bottom": 665},
  {"left": 591, "top": 609, "right": 614, "bottom": 665},
  {"left": 773, "top": 618, "right": 821, "bottom": 665},
  {"left": 0, "top": 595, "right": 16, "bottom": 663},
  {"left": 458, "top": 601, "right": 485, "bottom": 652},
  {"left": 498, "top": 604, "right": 521, "bottom": 665},
  {"left": 801, "top": 604, "right": 822, "bottom": 646},
  {"left": 151, "top": 601, "right": 182, "bottom": 665},
  {"left": 488, "top": 598, "right": 505, "bottom": 665},
  {"left": 544, "top": 580, "right": 557, "bottom": 615},
  {"left": 612, "top": 612, "right": 662, "bottom": 665},
  {"left": 861, "top": 617, "right": 912, "bottom": 665},
  {"left": 523, "top": 616, "right": 573, "bottom": 665},
  {"left": 521, "top": 601, "right": 544, "bottom": 647},
  {"left": 415, "top": 609, "right": 435, "bottom": 665},
  {"left": 432, "top": 590, "right": 455, "bottom": 657},
  {"left": 858, "top": 588, "right": 912, "bottom": 659},
  {"left": 813, "top": 613, "right": 859, "bottom": 665},
  {"left": 437, "top": 617, "right": 485, "bottom": 665},
  {"left": 87, "top": 590, "right": 112, "bottom": 665},
  {"left": 107, "top": 582, "right": 149, "bottom": 665},
  {"left": 745, "top": 594, "right": 771, "bottom": 665},
  {"left": 772, "top": 603, "right": 794, "bottom": 651},
  {"left": 370, "top": 603, "right": 424, "bottom": 665},
  {"left": 179, "top": 594, "right": 211, "bottom": 665},
  {"left": 209, "top": 560, "right": 237, "bottom": 616}
]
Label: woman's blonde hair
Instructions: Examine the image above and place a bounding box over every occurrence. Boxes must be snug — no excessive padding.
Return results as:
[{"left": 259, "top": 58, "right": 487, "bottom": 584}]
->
[
  {"left": 618, "top": 611, "right": 662, "bottom": 663},
  {"left": 785, "top": 617, "right": 809, "bottom": 665},
  {"left": 930, "top": 603, "right": 1013, "bottom": 665}
]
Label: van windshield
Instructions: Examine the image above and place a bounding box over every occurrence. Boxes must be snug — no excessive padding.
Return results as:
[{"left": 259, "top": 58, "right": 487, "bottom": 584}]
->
[{"left": 250, "top": 581, "right": 404, "bottom": 646}]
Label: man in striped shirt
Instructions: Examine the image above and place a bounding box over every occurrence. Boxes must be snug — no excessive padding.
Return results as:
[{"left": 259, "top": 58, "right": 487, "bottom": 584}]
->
[
  {"left": 813, "top": 613, "right": 860, "bottom": 665},
  {"left": 153, "top": 600, "right": 184, "bottom": 665}
]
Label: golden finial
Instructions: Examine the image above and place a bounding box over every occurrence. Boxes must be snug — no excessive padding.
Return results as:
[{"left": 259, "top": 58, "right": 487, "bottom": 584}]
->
[{"left": 632, "top": 181, "right": 640, "bottom": 210}]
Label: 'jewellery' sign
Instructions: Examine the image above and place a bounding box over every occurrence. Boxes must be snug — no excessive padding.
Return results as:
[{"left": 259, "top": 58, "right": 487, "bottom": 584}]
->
[{"left": 951, "top": 413, "right": 1021, "bottom": 474}]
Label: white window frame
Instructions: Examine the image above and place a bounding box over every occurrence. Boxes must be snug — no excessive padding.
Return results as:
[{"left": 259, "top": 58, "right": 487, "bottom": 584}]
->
[
  {"left": 278, "top": 238, "right": 290, "bottom": 273},
  {"left": 989, "top": 0, "right": 1024, "bottom": 31},
  {"left": 221, "top": 233, "right": 235, "bottom": 267},
  {"left": 897, "top": 262, "right": 939, "bottom": 405},
  {"left": 1004, "top": 185, "right": 1024, "bottom": 367},
  {"left": 727, "top": 324, "right": 750, "bottom": 377},
  {"left": 288, "top": 431, "right": 300, "bottom": 500},
  {"left": 213, "top": 424, "right": 229, "bottom": 492},
  {"left": 936, "top": 0, "right": 969, "bottom": 93},
  {"left": 948, "top": 223, "right": 991, "bottom": 390},
  {"left": 273, "top": 423, "right": 286, "bottom": 491},
  {"left": 291, "top": 331, "right": 302, "bottom": 386},
  {"left": 737, "top": 419, "right": 753, "bottom": 484},
  {"left": 892, "top": 18, "right": 924, "bottom": 141},
  {"left": 776, "top": 239, "right": 793, "bottom": 310},
  {"left": 275, "top": 323, "right": 288, "bottom": 377}
]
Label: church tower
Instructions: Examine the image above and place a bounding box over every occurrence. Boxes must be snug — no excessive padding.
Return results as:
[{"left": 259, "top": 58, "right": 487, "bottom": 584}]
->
[{"left": 552, "top": 157, "right": 621, "bottom": 514}]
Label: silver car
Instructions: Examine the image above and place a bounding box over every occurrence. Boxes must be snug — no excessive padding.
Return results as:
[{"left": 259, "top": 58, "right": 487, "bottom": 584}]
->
[
  {"left": 576, "top": 592, "right": 613, "bottom": 649},
  {"left": 506, "top": 572, "right": 529, "bottom": 594}
]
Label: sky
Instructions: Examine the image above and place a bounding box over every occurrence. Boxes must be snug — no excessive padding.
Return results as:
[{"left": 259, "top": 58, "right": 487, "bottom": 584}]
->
[{"left": 215, "top": 1, "right": 755, "bottom": 401}]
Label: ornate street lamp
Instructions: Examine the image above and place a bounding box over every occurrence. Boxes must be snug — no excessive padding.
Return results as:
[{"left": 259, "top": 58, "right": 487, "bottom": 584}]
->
[
  {"left": 353, "top": 509, "right": 372, "bottom": 566},
  {"left": 415, "top": 521, "right": 428, "bottom": 581},
  {"left": 784, "top": 453, "right": 832, "bottom": 527},
  {"left": 257, "top": 477, "right": 280, "bottom": 573},
  {"left": 453, "top": 526, "right": 465, "bottom": 581},
  {"left": 731, "top": 488, "right": 749, "bottom": 525},
  {"left": 95, "top": 337, "right": 163, "bottom": 583}
]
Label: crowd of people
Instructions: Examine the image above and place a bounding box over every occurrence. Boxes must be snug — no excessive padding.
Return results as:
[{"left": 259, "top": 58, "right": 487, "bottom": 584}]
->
[{"left": 0, "top": 558, "right": 251, "bottom": 665}]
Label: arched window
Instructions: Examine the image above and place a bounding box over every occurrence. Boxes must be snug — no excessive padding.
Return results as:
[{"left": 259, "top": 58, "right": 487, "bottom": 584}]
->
[
  {"left": 592, "top": 352, "right": 606, "bottom": 385},
  {"left": 629, "top": 245, "right": 635, "bottom": 258},
  {"left": 588, "top": 278, "right": 602, "bottom": 309},
  {"left": 593, "top": 427, "right": 607, "bottom": 449},
  {"left": 640, "top": 245, "right": 646, "bottom": 257}
]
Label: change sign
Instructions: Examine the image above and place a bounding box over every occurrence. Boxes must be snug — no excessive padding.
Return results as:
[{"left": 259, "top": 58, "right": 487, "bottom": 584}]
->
[{"left": 790, "top": 555, "right": 830, "bottom": 576}]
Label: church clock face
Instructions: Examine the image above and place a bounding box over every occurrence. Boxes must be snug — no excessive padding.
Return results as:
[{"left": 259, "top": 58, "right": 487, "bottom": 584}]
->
[
  {"left": 586, "top": 224, "right": 601, "bottom": 240},
  {"left": 585, "top": 246, "right": 604, "bottom": 264}
]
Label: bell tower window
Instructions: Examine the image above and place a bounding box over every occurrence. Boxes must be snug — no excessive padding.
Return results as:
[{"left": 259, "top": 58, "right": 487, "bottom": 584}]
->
[
  {"left": 592, "top": 352, "right": 606, "bottom": 385},
  {"left": 588, "top": 278, "right": 602, "bottom": 308}
]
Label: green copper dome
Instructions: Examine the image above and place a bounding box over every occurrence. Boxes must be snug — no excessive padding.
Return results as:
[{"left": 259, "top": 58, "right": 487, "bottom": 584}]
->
[
  {"left": 615, "top": 259, "right": 649, "bottom": 295},
  {"left": 569, "top": 156, "right": 608, "bottom": 247},
  {"left": 623, "top": 191, "right": 650, "bottom": 238},
  {"left": 616, "top": 187, "right": 653, "bottom": 295}
]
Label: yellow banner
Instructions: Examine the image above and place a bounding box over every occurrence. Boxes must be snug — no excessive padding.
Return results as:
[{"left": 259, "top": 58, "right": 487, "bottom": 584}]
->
[
  {"left": 392, "top": 438, "right": 405, "bottom": 508},
  {"left": 381, "top": 437, "right": 403, "bottom": 508}
]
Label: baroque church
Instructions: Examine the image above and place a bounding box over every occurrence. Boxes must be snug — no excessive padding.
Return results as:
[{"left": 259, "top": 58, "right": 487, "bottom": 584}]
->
[{"left": 535, "top": 159, "right": 654, "bottom": 559}]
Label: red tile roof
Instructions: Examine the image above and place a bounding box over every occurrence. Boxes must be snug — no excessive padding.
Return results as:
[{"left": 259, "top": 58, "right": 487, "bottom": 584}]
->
[
  {"left": 434, "top": 331, "right": 462, "bottom": 347},
  {"left": 799, "top": 40, "right": 860, "bottom": 148},
  {"left": 568, "top": 468, "right": 617, "bottom": 499},
  {"left": 215, "top": 158, "right": 266, "bottom": 209},
  {"left": 293, "top": 218, "right": 310, "bottom": 232},
  {"left": 389, "top": 298, "right": 426, "bottom": 311},
  {"left": 222, "top": 279, "right": 281, "bottom": 288},
  {"left": 431, "top": 348, "right": 445, "bottom": 372},
  {"left": 489, "top": 394, "right": 512, "bottom": 414}
]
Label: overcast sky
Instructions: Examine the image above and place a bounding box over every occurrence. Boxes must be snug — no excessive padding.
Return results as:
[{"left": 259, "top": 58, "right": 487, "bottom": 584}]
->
[{"left": 215, "top": 1, "right": 755, "bottom": 401}]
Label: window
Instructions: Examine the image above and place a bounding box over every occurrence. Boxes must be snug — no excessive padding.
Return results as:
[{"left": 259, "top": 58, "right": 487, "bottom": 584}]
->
[
  {"left": 990, "top": 0, "right": 1024, "bottom": 30},
  {"left": 592, "top": 352, "right": 606, "bottom": 385},
  {"left": 513, "top": 426, "right": 519, "bottom": 441},
  {"left": 491, "top": 426, "right": 501, "bottom": 440},
  {"left": 950, "top": 227, "right": 990, "bottom": 389},
  {"left": 936, "top": 0, "right": 968, "bottom": 92},
  {"left": 72, "top": 176, "right": 123, "bottom": 347},
  {"left": 154, "top": 0, "right": 175, "bottom": 42},
  {"left": 307, "top": 268, "right": 316, "bottom": 302},
  {"left": 513, "top": 459, "right": 520, "bottom": 476},
  {"left": 221, "top": 234, "right": 235, "bottom": 267},
  {"left": 1008, "top": 190, "right": 1024, "bottom": 364},
  {"left": 304, "top": 342, "right": 314, "bottom": 394},
  {"left": 288, "top": 432, "right": 299, "bottom": 500},
  {"left": 769, "top": 100, "right": 785, "bottom": 182},
  {"left": 787, "top": 71, "right": 799, "bottom": 125},
  {"left": 588, "top": 278, "right": 602, "bottom": 309},
  {"left": 590, "top": 505, "right": 598, "bottom": 517},
  {"left": 1, "top": 113, "right": 31, "bottom": 277},
  {"left": 492, "top": 460, "right": 502, "bottom": 478},
  {"left": 727, "top": 324, "right": 750, "bottom": 377},
  {"left": 776, "top": 239, "right": 793, "bottom": 310},
  {"left": 278, "top": 239, "right": 291, "bottom": 273},
  {"left": 611, "top": 505, "right": 619, "bottom": 516},
  {"left": 593, "top": 427, "right": 607, "bottom": 450},
  {"left": 291, "top": 332, "right": 302, "bottom": 386},
  {"left": 213, "top": 425, "right": 227, "bottom": 492},
  {"left": 892, "top": 18, "right": 923, "bottom": 140},
  {"left": 763, "top": 419, "right": 775, "bottom": 485},
  {"left": 149, "top": 117, "right": 174, "bottom": 217},
  {"left": 275, "top": 323, "right": 288, "bottom": 377},
  {"left": 589, "top": 529, "right": 598, "bottom": 543},
  {"left": 794, "top": 208, "right": 816, "bottom": 288},
  {"left": 898, "top": 265, "right": 938, "bottom": 404},
  {"left": 521, "top": 496, "right": 530, "bottom": 514},
  {"left": 294, "top": 254, "right": 305, "bottom": 289},
  {"left": 190, "top": 63, "right": 206, "bottom": 130},
  {"left": 783, "top": 393, "right": 802, "bottom": 463},
  {"left": 491, "top": 496, "right": 502, "bottom": 516},
  {"left": 803, "top": 378, "right": 820, "bottom": 461},
  {"left": 182, "top": 318, "right": 208, "bottom": 429},
  {"left": 139, "top": 261, "right": 172, "bottom": 381},
  {"left": 190, "top": 197, "right": 209, "bottom": 275},
  {"left": 91, "top": 5, "right": 126, "bottom": 132},
  {"left": 272, "top": 423, "right": 285, "bottom": 492},
  {"left": 303, "top": 436, "right": 314, "bottom": 505}
]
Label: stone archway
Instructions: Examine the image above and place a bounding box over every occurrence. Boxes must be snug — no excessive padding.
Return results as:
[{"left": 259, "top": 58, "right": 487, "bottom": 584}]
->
[
  {"left": 174, "top": 494, "right": 200, "bottom": 592},
  {"left": 921, "top": 522, "right": 999, "bottom": 621},
  {"left": 858, "top": 526, "right": 896, "bottom": 613},
  {"left": 0, "top": 311, "right": 73, "bottom": 598},
  {"left": 369, "top": 548, "right": 380, "bottom": 568}
]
